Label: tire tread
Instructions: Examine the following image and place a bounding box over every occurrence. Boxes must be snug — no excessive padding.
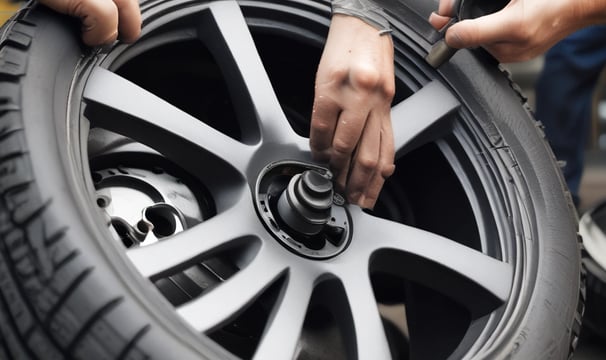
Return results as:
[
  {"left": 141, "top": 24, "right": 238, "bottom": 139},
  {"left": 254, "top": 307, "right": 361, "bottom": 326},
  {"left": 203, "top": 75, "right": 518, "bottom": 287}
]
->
[
  {"left": 0, "top": 5, "right": 152, "bottom": 359},
  {"left": 499, "top": 64, "right": 586, "bottom": 359}
]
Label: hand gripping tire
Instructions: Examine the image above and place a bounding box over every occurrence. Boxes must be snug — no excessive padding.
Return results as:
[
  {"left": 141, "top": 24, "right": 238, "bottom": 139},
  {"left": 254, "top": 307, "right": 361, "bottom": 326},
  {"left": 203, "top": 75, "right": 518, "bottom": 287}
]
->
[{"left": 0, "top": 0, "right": 583, "bottom": 359}]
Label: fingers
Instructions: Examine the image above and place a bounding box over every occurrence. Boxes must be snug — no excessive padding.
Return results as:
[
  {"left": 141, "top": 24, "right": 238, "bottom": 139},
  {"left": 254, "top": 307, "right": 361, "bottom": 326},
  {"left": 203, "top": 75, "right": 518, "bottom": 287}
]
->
[
  {"left": 310, "top": 13, "right": 396, "bottom": 207},
  {"left": 443, "top": 9, "right": 550, "bottom": 62},
  {"left": 445, "top": 11, "right": 514, "bottom": 49},
  {"left": 428, "top": 0, "right": 512, "bottom": 49},
  {"left": 437, "top": 0, "right": 457, "bottom": 17},
  {"left": 113, "top": 0, "right": 141, "bottom": 43},
  {"left": 311, "top": 83, "right": 394, "bottom": 208},
  {"left": 361, "top": 114, "right": 395, "bottom": 209},
  {"left": 428, "top": 12, "right": 451, "bottom": 30},
  {"left": 78, "top": 0, "right": 120, "bottom": 45},
  {"left": 310, "top": 91, "right": 341, "bottom": 163},
  {"left": 428, "top": 0, "right": 457, "bottom": 30},
  {"left": 38, "top": 0, "right": 141, "bottom": 46},
  {"left": 346, "top": 112, "right": 380, "bottom": 204},
  {"left": 330, "top": 106, "right": 368, "bottom": 191},
  {"left": 346, "top": 107, "right": 396, "bottom": 208}
]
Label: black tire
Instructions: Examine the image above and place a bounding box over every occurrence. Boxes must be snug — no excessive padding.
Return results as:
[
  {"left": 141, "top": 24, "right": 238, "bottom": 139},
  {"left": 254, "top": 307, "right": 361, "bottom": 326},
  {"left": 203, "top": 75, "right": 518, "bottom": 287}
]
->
[{"left": 0, "top": 1, "right": 583, "bottom": 359}]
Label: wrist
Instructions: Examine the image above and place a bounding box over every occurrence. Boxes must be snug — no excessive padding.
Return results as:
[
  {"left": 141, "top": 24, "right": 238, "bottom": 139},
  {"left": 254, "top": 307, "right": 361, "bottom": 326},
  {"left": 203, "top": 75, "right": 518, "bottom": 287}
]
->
[{"left": 331, "top": 0, "right": 390, "bottom": 31}]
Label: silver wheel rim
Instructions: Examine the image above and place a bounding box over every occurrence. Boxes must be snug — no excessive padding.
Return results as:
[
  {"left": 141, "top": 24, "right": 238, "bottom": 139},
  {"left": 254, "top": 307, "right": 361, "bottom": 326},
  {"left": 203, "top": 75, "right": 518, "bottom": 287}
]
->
[{"left": 64, "top": 1, "right": 530, "bottom": 358}]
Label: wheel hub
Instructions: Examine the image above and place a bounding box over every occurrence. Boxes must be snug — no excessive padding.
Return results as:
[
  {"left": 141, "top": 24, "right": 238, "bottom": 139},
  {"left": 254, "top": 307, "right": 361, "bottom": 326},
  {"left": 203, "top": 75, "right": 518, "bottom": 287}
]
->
[
  {"left": 255, "top": 161, "right": 352, "bottom": 259},
  {"left": 92, "top": 165, "right": 206, "bottom": 248}
]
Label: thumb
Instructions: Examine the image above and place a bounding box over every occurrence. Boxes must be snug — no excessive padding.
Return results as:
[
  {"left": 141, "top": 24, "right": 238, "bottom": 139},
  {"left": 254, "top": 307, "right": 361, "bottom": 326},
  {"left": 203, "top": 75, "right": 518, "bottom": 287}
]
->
[{"left": 445, "top": 11, "right": 512, "bottom": 49}]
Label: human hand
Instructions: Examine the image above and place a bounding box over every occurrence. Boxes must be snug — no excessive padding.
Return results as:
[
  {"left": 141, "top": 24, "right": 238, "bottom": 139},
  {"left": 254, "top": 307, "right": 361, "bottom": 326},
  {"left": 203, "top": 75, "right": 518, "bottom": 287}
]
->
[
  {"left": 39, "top": 0, "right": 141, "bottom": 46},
  {"left": 429, "top": 0, "right": 606, "bottom": 62},
  {"left": 310, "top": 14, "right": 395, "bottom": 209}
]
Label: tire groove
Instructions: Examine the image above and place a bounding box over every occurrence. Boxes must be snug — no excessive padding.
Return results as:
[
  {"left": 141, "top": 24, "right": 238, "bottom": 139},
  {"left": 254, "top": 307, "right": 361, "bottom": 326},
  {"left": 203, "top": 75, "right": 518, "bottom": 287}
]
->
[
  {"left": 0, "top": 229, "right": 64, "bottom": 355},
  {"left": 0, "top": 127, "right": 21, "bottom": 141},
  {"left": 22, "top": 324, "right": 36, "bottom": 341},
  {"left": 0, "top": 180, "right": 32, "bottom": 198},
  {"left": 12, "top": 198, "right": 50, "bottom": 227},
  {"left": 0, "top": 7, "right": 90, "bottom": 358},
  {"left": 43, "top": 267, "right": 93, "bottom": 328},
  {"left": 5, "top": 212, "right": 99, "bottom": 357},
  {"left": 0, "top": 251, "right": 38, "bottom": 359},
  {"left": 44, "top": 227, "right": 68, "bottom": 247},
  {"left": 66, "top": 297, "right": 124, "bottom": 356},
  {"left": 13, "top": 255, "right": 38, "bottom": 277},
  {"left": 0, "top": 151, "right": 26, "bottom": 167},
  {"left": 52, "top": 249, "right": 80, "bottom": 271},
  {"left": 116, "top": 324, "right": 151, "bottom": 360},
  {"left": 502, "top": 64, "right": 585, "bottom": 358}
]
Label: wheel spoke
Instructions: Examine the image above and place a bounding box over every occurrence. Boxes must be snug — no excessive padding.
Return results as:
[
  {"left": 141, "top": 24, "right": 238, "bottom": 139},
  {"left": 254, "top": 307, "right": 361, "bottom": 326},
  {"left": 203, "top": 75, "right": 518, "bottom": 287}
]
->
[
  {"left": 253, "top": 270, "right": 315, "bottom": 360},
  {"left": 349, "top": 207, "right": 513, "bottom": 317},
  {"left": 126, "top": 198, "right": 256, "bottom": 279},
  {"left": 176, "top": 249, "right": 287, "bottom": 333},
  {"left": 83, "top": 66, "right": 253, "bottom": 173},
  {"left": 199, "top": 1, "right": 295, "bottom": 144},
  {"left": 391, "top": 80, "right": 460, "bottom": 158},
  {"left": 340, "top": 270, "right": 392, "bottom": 359}
]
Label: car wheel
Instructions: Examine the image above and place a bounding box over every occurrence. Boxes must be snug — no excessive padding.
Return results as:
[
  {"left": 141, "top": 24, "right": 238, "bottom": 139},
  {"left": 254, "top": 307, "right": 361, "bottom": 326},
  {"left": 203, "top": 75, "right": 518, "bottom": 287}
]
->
[{"left": 0, "top": 0, "right": 583, "bottom": 359}]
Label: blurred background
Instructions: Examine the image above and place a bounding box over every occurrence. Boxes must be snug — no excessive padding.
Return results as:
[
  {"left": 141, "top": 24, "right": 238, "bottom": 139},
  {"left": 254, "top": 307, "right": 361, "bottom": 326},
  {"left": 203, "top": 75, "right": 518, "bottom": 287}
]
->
[
  {"left": 1, "top": 0, "right": 605, "bottom": 358},
  {"left": 0, "top": 0, "right": 20, "bottom": 23}
]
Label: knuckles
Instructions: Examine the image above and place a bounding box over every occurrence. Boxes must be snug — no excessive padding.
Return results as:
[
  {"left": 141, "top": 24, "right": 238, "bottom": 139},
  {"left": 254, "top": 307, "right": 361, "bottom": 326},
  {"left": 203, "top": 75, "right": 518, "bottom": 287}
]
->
[
  {"left": 350, "top": 64, "right": 382, "bottom": 90},
  {"left": 332, "top": 138, "right": 356, "bottom": 155},
  {"left": 310, "top": 119, "right": 333, "bottom": 134},
  {"left": 349, "top": 64, "right": 395, "bottom": 98},
  {"left": 357, "top": 155, "right": 379, "bottom": 174},
  {"left": 380, "top": 162, "right": 396, "bottom": 179}
]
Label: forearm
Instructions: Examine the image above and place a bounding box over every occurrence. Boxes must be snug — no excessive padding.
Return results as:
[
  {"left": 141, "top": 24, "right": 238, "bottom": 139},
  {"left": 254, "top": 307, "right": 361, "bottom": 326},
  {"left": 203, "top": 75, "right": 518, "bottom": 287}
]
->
[{"left": 577, "top": 0, "right": 606, "bottom": 26}]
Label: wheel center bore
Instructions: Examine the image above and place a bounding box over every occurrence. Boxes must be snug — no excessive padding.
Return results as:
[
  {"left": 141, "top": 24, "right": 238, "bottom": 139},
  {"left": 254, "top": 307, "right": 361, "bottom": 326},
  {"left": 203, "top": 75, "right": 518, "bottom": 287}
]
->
[
  {"left": 255, "top": 161, "right": 352, "bottom": 259},
  {"left": 91, "top": 165, "right": 207, "bottom": 248}
]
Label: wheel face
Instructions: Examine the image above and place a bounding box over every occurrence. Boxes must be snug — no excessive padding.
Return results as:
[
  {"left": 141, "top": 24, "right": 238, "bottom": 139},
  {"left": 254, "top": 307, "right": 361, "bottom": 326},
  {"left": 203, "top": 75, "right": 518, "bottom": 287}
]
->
[
  {"left": 0, "top": 0, "right": 581, "bottom": 359},
  {"left": 75, "top": 2, "right": 516, "bottom": 357}
]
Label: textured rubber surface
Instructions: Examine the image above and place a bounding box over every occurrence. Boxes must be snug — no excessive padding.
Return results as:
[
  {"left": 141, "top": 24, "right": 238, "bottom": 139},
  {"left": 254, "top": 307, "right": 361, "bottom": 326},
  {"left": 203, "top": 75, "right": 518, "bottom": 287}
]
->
[
  {"left": 499, "top": 63, "right": 585, "bottom": 359},
  {"left": 0, "top": 6, "right": 234, "bottom": 360},
  {"left": 445, "top": 53, "right": 584, "bottom": 359},
  {"left": 0, "top": 0, "right": 584, "bottom": 359},
  {"left": 0, "top": 11, "right": 155, "bottom": 360}
]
